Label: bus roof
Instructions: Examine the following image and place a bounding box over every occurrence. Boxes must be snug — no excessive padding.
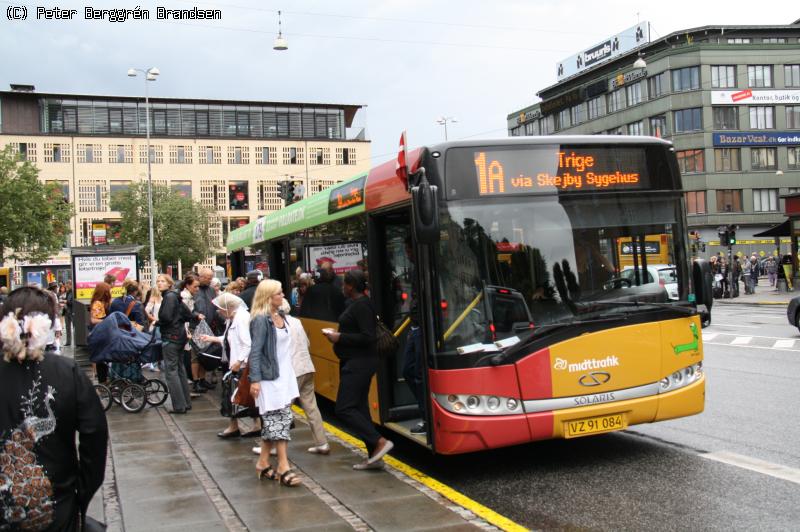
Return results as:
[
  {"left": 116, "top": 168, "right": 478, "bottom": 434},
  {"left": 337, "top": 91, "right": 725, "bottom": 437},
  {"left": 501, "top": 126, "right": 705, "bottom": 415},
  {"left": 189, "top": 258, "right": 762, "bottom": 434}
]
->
[{"left": 226, "top": 148, "right": 421, "bottom": 252}]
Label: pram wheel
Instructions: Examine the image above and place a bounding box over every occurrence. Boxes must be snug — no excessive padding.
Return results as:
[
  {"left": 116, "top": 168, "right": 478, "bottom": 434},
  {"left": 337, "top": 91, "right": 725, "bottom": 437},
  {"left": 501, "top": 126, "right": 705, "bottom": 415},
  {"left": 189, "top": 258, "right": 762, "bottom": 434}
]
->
[
  {"left": 94, "top": 384, "right": 112, "bottom": 411},
  {"left": 144, "top": 379, "right": 168, "bottom": 407},
  {"left": 120, "top": 383, "right": 147, "bottom": 413},
  {"left": 109, "top": 379, "right": 127, "bottom": 405}
]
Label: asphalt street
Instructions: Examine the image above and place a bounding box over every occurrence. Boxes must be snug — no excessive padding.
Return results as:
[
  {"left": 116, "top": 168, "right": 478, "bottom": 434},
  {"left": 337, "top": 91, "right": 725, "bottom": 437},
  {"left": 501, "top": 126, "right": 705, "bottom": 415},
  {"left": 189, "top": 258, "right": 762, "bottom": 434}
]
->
[{"left": 344, "top": 303, "right": 800, "bottom": 531}]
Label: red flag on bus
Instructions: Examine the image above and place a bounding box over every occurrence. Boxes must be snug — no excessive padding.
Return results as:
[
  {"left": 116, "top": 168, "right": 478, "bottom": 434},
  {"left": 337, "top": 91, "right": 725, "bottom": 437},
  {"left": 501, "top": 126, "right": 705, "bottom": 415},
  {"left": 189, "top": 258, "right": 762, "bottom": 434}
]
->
[{"left": 396, "top": 130, "right": 409, "bottom": 186}]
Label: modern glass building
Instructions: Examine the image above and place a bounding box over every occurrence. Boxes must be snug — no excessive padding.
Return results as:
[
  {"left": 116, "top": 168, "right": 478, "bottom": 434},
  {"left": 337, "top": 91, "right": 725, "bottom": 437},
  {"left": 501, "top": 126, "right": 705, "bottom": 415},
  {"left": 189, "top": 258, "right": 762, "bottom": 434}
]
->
[{"left": 508, "top": 21, "right": 800, "bottom": 259}]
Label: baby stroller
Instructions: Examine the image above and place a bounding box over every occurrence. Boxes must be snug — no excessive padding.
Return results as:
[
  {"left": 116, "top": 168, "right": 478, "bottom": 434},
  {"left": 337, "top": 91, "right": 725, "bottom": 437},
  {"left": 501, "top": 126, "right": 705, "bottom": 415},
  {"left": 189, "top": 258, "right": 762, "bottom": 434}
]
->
[{"left": 88, "top": 311, "right": 167, "bottom": 413}]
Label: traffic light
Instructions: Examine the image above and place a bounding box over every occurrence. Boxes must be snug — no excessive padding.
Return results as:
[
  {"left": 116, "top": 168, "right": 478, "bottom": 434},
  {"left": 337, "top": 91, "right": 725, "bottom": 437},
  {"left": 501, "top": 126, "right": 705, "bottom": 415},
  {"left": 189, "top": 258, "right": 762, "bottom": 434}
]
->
[
  {"left": 286, "top": 181, "right": 295, "bottom": 205},
  {"left": 717, "top": 226, "right": 729, "bottom": 246},
  {"left": 727, "top": 224, "right": 737, "bottom": 245}
]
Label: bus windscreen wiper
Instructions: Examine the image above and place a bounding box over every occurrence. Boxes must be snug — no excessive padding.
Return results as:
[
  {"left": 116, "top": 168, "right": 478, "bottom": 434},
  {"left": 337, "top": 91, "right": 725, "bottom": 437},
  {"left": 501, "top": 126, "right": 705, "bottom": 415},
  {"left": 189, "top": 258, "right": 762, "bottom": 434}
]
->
[
  {"left": 472, "top": 315, "right": 628, "bottom": 367},
  {"left": 577, "top": 300, "right": 696, "bottom": 315}
]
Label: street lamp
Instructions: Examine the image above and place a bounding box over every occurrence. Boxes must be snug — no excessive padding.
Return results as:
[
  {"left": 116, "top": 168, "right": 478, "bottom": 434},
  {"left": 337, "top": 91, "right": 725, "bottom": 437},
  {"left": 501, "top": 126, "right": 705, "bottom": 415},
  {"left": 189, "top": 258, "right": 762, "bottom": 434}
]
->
[
  {"left": 127, "top": 66, "right": 159, "bottom": 288},
  {"left": 436, "top": 116, "right": 457, "bottom": 141}
]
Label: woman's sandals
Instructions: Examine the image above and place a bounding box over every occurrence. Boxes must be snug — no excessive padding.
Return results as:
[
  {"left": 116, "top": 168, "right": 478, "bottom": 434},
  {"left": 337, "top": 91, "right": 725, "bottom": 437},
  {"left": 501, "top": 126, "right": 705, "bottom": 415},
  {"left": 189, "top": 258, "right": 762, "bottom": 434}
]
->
[
  {"left": 279, "top": 469, "right": 301, "bottom": 487},
  {"left": 256, "top": 465, "right": 277, "bottom": 480}
]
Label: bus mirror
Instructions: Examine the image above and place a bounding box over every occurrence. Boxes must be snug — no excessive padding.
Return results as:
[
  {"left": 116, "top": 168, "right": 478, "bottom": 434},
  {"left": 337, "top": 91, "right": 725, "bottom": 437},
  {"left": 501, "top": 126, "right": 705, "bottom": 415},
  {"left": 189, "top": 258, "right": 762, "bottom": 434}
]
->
[
  {"left": 692, "top": 258, "right": 713, "bottom": 321},
  {"left": 412, "top": 181, "right": 440, "bottom": 245}
]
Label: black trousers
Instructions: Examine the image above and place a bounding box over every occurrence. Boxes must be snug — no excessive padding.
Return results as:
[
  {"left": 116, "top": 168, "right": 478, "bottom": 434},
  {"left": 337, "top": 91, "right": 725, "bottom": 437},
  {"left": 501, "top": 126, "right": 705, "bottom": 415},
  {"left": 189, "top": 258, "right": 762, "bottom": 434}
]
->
[{"left": 335, "top": 356, "right": 381, "bottom": 456}]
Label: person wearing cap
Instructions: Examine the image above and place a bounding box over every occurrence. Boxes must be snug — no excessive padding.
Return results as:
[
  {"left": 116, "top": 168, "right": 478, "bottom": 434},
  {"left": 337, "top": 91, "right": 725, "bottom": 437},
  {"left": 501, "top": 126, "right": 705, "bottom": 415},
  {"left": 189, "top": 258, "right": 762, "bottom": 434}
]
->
[
  {"left": 239, "top": 270, "right": 263, "bottom": 310},
  {"left": 199, "top": 292, "right": 262, "bottom": 439}
]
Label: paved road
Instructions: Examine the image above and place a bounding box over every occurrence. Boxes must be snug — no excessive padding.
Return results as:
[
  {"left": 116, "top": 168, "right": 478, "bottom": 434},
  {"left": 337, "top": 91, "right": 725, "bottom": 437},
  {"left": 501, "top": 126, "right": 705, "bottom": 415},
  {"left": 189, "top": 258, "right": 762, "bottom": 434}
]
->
[{"left": 354, "top": 303, "right": 800, "bottom": 530}]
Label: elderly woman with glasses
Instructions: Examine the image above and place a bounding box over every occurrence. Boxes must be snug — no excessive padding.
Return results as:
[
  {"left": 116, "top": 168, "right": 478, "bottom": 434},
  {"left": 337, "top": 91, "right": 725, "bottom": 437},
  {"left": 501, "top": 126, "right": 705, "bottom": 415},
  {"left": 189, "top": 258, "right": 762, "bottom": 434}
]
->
[{"left": 198, "top": 292, "right": 261, "bottom": 439}]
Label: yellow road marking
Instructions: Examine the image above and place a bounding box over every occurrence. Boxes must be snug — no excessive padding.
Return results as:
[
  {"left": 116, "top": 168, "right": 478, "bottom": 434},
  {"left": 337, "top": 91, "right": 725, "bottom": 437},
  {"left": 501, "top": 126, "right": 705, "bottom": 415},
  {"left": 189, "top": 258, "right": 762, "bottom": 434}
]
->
[{"left": 292, "top": 405, "right": 528, "bottom": 532}]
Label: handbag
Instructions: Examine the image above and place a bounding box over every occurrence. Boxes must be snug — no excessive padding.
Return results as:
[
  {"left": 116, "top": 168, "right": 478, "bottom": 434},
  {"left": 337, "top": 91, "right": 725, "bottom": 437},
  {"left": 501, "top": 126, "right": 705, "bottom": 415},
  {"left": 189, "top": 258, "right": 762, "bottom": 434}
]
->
[
  {"left": 232, "top": 365, "right": 256, "bottom": 409},
  {"left": 375, "top": 315, "right": 399, "bottom": 357}
]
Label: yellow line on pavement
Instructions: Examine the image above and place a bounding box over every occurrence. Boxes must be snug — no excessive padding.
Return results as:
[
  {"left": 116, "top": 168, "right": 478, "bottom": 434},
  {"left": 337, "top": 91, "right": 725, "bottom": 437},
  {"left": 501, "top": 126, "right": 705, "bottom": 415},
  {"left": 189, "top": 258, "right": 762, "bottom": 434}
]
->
[{"left": 292, "top": 405, "right": 527, "bottom": 532}]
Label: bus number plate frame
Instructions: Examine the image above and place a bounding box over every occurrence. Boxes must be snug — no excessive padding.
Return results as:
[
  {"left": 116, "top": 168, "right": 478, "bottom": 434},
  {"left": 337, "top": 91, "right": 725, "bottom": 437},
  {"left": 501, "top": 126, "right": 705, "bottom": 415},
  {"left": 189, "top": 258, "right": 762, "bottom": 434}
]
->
[{"left": 564, "top": 413, "right": 627, "bottom": 438}]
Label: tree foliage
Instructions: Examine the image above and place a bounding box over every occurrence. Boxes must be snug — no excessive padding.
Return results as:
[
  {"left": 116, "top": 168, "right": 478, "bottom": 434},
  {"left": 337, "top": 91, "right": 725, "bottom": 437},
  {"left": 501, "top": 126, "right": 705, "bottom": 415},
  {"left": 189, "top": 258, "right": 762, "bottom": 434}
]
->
[
  {"left": 110, "top": 181, "right": 214, "bottom": 267},
  {"left": 0, "top": 146, "right": 74, "bottom": 264}
]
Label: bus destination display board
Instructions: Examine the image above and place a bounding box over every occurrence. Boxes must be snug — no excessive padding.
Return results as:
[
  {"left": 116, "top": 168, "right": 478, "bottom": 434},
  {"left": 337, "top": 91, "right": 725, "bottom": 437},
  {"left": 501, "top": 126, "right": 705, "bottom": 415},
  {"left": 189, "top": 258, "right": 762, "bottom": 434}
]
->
[
  {"left": 473, "top": 147, "right": 649, "bottom": 196},
  {"left": 328, "top": 176, "right": 366, "bottom": 214}
]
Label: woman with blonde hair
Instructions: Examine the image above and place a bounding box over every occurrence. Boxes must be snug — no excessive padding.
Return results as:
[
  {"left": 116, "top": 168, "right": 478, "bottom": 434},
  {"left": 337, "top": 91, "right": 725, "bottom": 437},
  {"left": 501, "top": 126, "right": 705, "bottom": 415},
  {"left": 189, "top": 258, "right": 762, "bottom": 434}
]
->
[{"left": 249, "top": 280, "right": 300, "bottom": 487}]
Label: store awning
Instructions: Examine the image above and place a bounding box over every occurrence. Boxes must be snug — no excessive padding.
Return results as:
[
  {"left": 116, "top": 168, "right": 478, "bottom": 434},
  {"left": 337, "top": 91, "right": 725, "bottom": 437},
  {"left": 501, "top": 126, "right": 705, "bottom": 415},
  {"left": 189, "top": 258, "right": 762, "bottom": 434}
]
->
[{"left": 753, "top": 219, "right": 791, "bottom": 237}]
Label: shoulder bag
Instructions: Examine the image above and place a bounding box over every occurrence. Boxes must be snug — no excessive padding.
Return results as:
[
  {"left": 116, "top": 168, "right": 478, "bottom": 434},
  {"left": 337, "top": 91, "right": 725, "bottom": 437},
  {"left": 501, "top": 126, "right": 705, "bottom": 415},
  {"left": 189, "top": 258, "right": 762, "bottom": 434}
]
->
[{"left": 232, "top": 365, "right": 256, "bottom": 409}]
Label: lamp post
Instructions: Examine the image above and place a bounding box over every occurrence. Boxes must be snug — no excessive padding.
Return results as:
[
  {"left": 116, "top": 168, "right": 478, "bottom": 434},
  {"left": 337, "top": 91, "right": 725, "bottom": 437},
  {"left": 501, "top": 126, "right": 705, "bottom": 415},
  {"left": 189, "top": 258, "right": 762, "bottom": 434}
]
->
[
  {"left": 436, "top": 116, "right": 457, "bottom": 141},
  {"left": 127, "top": 67, "right": 160, "bottom": 287}
]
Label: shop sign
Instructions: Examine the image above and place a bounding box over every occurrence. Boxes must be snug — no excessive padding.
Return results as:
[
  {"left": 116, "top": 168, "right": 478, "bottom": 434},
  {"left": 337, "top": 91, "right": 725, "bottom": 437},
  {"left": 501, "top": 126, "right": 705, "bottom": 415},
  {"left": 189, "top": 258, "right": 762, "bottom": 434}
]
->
[
  {"left": 556, "top": 22, "right": 650, "bottom": 81},
  {"left": 713, "top": 132, "right": 800, "bottom": 146},
  {"left": 609, "top": 69, "right": 647, "bottom": 90},
  {"left": 711, "top": 89, "right": 800, "bottom": 105}
]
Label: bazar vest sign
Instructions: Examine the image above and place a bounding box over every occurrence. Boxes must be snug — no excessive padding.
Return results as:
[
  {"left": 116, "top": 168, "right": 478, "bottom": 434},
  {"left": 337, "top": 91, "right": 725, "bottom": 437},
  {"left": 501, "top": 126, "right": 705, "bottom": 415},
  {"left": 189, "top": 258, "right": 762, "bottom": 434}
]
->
[
  {"left": 609, "top": 69, "right": 647, "bottom": 90},
  {"left": 713, "top": 132, "right": 800, "bottom": 146}
]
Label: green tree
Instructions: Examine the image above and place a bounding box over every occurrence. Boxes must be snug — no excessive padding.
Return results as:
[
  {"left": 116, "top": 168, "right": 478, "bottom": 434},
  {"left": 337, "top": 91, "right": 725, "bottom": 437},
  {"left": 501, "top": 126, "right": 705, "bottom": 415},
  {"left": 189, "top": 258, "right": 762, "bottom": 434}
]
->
[
  {"left": 110, "top": 181, "right": 214, "bottom": 267},
  {"left": 0, "top": 146, "right": 73, "bottom": 264}
]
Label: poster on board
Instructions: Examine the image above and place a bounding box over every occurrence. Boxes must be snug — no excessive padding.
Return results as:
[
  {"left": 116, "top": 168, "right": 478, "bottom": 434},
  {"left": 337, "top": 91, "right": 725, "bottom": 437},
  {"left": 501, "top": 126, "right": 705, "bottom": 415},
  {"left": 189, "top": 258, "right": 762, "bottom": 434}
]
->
[
  {"left": 73, "top": 254, "right": 138, "bottom": 300},
  {"left": 307, "top": 242, "right": 365, "bottom": 275}
]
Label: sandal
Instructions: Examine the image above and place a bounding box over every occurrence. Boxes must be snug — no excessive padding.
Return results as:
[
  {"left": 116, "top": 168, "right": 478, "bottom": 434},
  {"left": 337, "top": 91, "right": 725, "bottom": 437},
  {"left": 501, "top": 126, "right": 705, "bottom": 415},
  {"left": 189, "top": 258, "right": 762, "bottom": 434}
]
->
[
  {"left": 279, "top": 469, "right": 301, "bottom": 487},
  {"left": 256, "top": 465, "right": 277, "bottom": 481}
]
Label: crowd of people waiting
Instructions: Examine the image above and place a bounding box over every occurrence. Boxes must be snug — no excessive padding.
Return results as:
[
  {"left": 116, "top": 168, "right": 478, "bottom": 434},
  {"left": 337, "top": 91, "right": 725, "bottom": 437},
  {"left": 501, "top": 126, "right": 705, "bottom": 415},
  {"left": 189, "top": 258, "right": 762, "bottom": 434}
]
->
[{"left": 708, "top": 253, "right": 790, "bottom": 298}]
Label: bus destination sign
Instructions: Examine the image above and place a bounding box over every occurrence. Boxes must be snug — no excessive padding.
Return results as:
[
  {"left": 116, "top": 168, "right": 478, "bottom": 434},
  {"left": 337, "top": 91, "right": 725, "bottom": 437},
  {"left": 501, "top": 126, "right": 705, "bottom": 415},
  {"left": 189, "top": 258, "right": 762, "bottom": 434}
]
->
[
  {"left": 473, "top": 148, "right": 648, "bottom": 196},
  {"left": 328, "top": 176, "right": 366, "bottom": 214}
]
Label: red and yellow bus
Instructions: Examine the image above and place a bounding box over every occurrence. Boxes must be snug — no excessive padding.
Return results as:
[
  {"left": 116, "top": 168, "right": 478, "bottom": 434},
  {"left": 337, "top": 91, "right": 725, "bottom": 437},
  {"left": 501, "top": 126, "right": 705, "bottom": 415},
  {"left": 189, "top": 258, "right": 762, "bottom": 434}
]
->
[{"left": 227, "top": 136, "right": 709, "bottom": 454}]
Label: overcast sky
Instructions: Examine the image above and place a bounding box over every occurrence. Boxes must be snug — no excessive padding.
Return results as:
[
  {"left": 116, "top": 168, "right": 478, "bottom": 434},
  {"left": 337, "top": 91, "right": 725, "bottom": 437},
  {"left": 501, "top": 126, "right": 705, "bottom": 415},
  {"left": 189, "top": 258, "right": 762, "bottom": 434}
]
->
[{"left": 0, "top": 0, "right": 788, "bottom": 165}]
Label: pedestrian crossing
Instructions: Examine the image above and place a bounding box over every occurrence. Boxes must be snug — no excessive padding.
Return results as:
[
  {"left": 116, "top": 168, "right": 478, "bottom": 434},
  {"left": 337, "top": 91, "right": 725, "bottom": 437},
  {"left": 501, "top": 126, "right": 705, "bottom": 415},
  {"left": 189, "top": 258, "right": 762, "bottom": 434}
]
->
[{"left": 702, "top": 331, "right": 800, "bottom": 351}]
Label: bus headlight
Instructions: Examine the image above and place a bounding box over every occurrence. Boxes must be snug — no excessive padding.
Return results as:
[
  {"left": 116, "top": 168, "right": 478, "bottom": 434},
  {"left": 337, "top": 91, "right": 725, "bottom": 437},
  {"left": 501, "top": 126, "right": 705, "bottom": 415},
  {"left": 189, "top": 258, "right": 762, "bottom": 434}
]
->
[
  {"left": 434, "top": 393, "right": 523, "bottom": 416},
  {"left": 659, "top": 362, "right": 704, "bottom": 394}
]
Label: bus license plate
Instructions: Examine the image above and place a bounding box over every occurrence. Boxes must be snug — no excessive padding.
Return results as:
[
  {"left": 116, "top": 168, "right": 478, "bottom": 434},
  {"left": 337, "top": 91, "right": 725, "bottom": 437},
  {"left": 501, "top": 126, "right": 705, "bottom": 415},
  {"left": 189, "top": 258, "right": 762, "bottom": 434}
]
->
[{"left": 565, "top": 413, "right": 626, "bottom": 438}]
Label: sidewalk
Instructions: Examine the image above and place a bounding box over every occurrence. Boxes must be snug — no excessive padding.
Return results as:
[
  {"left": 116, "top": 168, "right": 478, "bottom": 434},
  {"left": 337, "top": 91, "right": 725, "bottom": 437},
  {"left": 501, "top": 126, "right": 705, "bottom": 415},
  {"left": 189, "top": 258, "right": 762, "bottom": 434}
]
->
[
  {"left": 78, "top": 365, "right": 498, "bottom": 531},
  {"left": 712, "top": 278, "right": 796, "bottom": 306}
]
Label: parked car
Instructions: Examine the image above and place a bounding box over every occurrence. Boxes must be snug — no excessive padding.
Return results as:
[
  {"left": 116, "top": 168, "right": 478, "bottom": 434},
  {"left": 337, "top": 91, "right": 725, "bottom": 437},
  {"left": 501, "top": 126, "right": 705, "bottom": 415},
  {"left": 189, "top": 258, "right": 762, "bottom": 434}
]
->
[{"left": 619, "top": 264, "right": 679, "bottom": 300}]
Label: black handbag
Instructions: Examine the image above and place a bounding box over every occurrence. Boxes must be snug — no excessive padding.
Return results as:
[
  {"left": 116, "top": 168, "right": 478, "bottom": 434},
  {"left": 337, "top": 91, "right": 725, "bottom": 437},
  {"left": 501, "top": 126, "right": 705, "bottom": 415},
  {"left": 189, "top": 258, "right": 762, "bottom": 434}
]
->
[{"left": 375, "top": 315, "right": 399, "bottom": 357}]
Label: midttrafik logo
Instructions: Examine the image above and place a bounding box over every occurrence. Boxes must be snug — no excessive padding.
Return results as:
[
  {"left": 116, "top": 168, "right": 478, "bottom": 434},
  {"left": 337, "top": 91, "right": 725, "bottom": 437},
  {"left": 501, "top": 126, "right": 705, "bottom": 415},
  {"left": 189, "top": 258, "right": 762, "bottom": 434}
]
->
[{"left": 553, "top": 356, "right": 620, "bottom": 373}]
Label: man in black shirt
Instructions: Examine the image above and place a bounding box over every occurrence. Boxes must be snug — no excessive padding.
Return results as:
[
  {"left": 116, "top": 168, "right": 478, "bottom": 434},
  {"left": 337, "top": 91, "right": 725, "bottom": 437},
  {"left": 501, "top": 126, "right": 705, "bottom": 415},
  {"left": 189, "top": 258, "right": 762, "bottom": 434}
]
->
[
  {"left": 299, "top": 268, "right": 346, "bottom": 322},
  {"left": 239, "top": 270, "right": 263, "bottom": 310}
]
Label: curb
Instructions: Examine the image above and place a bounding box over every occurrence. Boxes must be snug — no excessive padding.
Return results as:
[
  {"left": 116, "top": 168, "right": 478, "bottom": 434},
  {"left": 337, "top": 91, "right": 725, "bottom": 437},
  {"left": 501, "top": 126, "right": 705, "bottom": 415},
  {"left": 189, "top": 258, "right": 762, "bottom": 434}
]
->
[{"left": 714, "top": 300, "right": 789, "bottom": 307}]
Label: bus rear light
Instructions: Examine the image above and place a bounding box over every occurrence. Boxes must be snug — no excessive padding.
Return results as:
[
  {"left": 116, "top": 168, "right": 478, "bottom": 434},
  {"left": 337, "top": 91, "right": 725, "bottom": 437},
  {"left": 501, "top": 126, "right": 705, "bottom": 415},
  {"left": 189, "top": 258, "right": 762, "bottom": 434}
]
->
[{"left": 434, "top": 393, "right": 523, "bottom": 416}]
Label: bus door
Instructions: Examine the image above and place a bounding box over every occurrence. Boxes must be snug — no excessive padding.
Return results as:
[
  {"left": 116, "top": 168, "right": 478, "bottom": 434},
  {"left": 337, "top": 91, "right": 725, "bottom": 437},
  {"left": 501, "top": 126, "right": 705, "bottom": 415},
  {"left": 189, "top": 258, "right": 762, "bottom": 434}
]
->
[
  {"left": 368, "top": 208, "right": 430, "bottom": 444},
  {"left": 268, "top": 239, "right": 290, "bottom": 288}
]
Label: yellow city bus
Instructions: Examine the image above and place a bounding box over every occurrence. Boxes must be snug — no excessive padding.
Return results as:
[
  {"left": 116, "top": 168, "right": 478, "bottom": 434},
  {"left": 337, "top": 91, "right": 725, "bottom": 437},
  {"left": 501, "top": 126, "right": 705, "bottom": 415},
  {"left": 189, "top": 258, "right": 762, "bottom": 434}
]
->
[
  {"left": 617, "top": 235, "right": 672, "bottom": 268},
  {"left": 0, "top": 267, "right": 10, "bottom": 289},
  {"left": 226, "top": 136, "right": 711, "bottom": 454}
]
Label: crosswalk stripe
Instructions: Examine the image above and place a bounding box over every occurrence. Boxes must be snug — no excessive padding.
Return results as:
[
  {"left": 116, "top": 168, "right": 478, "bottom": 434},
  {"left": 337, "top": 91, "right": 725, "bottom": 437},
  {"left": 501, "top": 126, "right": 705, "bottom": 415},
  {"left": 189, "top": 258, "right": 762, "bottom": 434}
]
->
[
  {"left": 773, "top": 339, "right": 795, "bottom": 349},
  {"left": 702, "top": 333, "right": 718, "bottom": 341},
  {"left": 730, "top": 336, "right": 753, "bottom": 345}
]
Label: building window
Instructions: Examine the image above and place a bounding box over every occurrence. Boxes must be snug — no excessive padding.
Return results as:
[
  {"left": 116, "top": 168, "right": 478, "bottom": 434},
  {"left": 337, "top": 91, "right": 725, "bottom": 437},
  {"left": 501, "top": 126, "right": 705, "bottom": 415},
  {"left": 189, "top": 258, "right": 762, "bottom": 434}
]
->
[
  {"left": 751, "top": 147, "right": 777, "bottom": 170},
  {"left": 169, "top": 145, "right": 192, "bottom": 164},
  {"left": 716, "top": 189, "right": 743, "bottom": 212},
  {"left": 607, "top": 89, "right": 624, "bottom": 113},
  {"left": 789, "top": 147, "right": 800, "bottom": 170},
  {"left": 109, "top": 145, "right": 132, "bottom": 164},
  {"left": 753, "top": 189, "right": 779, "bottom": 212},
  {"left": 229, "top": 181, "right": 249, "bottom": 210},
  {"left": 676, "top": 149, "right": 705, "bottom": 174},
  {"left": 727, "top": 38, "right": 750, "bottom": 44},
  {"left": 785, "top": 65, "right": 800, "bottom": 87},
  {"left": 672, "top": 66, "right": 700, "bottom": 92},
  {"left": 283, "top": 147, "right": 304, "bottom": 165},
  {"left": 649, "top": 115, "right": 667, "bottom": 137},
  {"left": 77, "top": 144, "right": 101, "bottom": 163},
  {"left": 200, "top": 180, "right": 227, "bottom": 211},
  {"left": 524, "top": 120, "right": 540, "bottom": 135},
  {"left": 587, "top": 96, "right": 606, "bottom": 120},
  {"left": 749, "top": 106, "right": 774, "bottom": 129},
  {"left": 715, "top": 148, "right": 741, "bottom": 171},
  {"left": 570, "top": 104, "right": 585, "bottom": 125},
  {"left": 685, "top": 191, "right": 706, "bottom": 214},
  {"left": 647, "top": 72, "right": 668, "bottom": 99},
  {"left": 257, "top": 181, "right": 283, "bottom": 211},
  {"left": 171, "top": 181, "right": 192, "bottom": 199},
  {"left": 713, "top": 107, "right": 739, "bottom": 130},
  {"left": 786, "top": 106, "right": 800, "bottom": 129},
  {"left": 256, "top": 146, "right": 277, "bottom": 165},
  {"left": 228, "top": 146, "right": 249, "bottom": 165},
  {"left": 762, "top": 37, "right": 786, "bottom": 44},
  {"left": 109, "top": 180, "right": 130, "bottom": 203},
  {"left": 607, "top": 126, "right": 624, "bottom": 135},
  {"left": 200, "top": 146, "right": 221, "bottom": 164},
  {"left": 310, "top": 147, "right": 330, "bottom": 166},
  {"left": 78, "top": 180, "right": 108, "bottom": 212},
  {"left": 747, "top": 65, "right": 773, "bottom": 88},
  {"left": 711, "top": 66, "right": 736, "bottom": 88},
  {"left": 138, "top": 144, "right": 163, "bottom": 164},
  {"left": 44, "top": 143, "right": 70, "bottom": 163},
  {"left": 625, "top": 82, "right": 643, "bottom": 106},
  {"left": 10, "top": 142, "right": 36, "bottom": 162},
  {"left": 627, "top": 121, "right": 644, "bottom": 135},
  {"left": 555, "top": 108, "right": 571, "bottom": 130},
  {"left": 674, "top": 108, "right": 702, "bottom": 133},
  {"left": 337, "top": 147, "right": 356, "bottom": 165}
]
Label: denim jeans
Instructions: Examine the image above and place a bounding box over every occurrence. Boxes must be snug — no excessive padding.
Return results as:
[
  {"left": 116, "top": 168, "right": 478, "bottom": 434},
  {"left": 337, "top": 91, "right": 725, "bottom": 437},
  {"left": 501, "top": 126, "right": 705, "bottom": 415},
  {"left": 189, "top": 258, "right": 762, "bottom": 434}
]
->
[{"left": 402, "top": 326, "right": 425, "bottom": 416}]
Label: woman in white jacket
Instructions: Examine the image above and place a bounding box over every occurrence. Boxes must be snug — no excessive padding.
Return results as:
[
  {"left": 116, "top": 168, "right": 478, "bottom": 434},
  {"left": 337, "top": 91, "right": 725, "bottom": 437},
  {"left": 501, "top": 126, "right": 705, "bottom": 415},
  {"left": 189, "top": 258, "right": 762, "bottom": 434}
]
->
[{"left": 199, "top": 292, "right": 261, "bottom": 438}]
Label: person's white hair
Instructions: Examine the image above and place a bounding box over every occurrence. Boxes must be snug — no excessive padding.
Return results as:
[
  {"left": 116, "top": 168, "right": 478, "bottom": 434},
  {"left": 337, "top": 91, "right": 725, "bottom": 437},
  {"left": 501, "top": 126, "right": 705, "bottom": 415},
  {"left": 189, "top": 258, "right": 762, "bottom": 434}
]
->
[
  {"left": 212, "top": 292, "right": 246, "bottom": 314},
  {"left": 279, "top": 297, "right": 291, "bottom": 314},
  {"left": 210, "top": 278, "right": 221, "bottom": 289}
]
